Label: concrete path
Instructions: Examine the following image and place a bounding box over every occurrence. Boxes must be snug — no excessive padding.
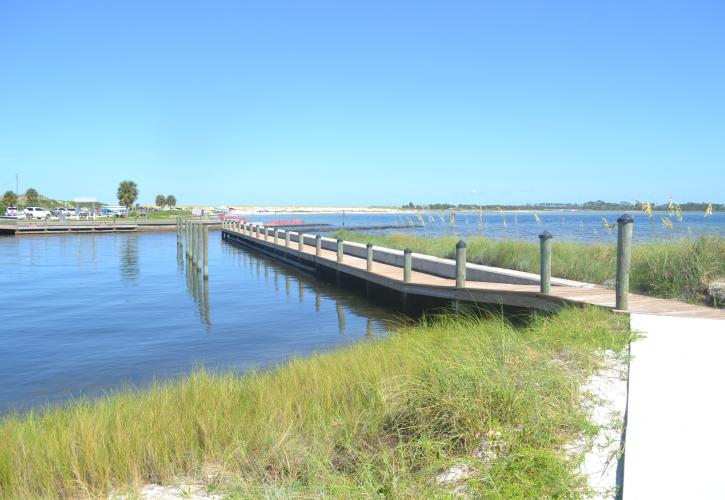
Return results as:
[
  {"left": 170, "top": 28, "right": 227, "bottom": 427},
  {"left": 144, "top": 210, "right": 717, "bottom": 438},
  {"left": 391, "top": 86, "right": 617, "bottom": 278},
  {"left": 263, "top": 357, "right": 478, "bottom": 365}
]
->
[{"left": 623, "top": 314, "right": 725, "bottom": 499}]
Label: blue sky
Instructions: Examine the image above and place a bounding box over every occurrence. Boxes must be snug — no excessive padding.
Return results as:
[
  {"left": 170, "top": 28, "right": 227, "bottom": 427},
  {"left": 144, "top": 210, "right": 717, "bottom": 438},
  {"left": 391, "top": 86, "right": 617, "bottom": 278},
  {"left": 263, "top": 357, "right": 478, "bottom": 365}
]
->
[{"left": 1, "top": 1, "right": 723, "bottom": 206}]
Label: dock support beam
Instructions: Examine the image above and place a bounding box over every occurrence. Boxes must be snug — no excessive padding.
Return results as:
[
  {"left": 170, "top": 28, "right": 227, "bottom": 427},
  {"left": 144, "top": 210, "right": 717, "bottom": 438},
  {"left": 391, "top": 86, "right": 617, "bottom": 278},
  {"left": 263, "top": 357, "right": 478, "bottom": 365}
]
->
[
  {"left": 539, "top": 231, "right": 552, "bottom": 293},
  {"left": 403, "top": 248, "right": 412, "bottom": 283},
  {"left": 616, "top": 214, "right": 634, "bottom": 310},
  {"left": 455, "top": 240, "right": 466, "bottom": 288}
]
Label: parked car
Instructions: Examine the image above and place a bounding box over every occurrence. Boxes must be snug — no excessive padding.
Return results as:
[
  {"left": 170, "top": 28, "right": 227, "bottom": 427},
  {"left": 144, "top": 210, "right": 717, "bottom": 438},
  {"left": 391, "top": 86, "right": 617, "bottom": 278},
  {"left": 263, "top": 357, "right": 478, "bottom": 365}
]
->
[
  {"left": 24, "top": 207, "right": 51, "bottom": 219},
  {"left": 4, "top": 207, "right": 27, "bottom": 219}
]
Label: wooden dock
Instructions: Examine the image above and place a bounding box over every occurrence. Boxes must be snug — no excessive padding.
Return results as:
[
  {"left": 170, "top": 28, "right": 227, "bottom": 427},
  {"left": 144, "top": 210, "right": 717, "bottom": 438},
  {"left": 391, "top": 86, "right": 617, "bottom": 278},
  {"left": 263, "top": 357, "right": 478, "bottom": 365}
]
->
[
  {"left": 0, "top": 220, "right": 139, "bottom": 235},
  {"left": 220, "top": 223, "right": 725, "bottom": 320}
]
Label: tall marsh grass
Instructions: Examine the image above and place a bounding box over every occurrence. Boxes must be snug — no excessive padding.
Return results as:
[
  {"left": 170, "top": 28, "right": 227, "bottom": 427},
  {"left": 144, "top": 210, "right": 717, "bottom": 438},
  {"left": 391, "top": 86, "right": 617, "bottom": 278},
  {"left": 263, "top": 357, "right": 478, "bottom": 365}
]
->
[
  {"left": 0, "top": 308, "right": 631, "bottom": 498},
  {"left": 337, "top": 231, "right": 725, "bottom": 304}
]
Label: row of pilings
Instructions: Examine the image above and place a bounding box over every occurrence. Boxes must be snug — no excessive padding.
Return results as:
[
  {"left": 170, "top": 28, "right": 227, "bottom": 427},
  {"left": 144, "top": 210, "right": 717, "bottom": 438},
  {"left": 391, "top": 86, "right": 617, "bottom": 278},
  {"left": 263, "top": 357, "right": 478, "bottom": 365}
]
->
[
  {"left": 177, "top": 217, "right": 209, "bottom": 279},
  {"left": 177, "top": 217, "right": 211, "bottom": 326}
]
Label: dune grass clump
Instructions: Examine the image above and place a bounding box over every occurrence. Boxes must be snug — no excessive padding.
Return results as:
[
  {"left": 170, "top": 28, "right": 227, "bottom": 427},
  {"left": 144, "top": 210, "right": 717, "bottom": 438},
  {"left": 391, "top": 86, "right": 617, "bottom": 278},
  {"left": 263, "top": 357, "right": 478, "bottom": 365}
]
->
[
  {"left": 0, "top": 308, "right": 631, "bottom": 498},
  {"left": 337, "top": 231, "right": 725, "bottom": 305}
]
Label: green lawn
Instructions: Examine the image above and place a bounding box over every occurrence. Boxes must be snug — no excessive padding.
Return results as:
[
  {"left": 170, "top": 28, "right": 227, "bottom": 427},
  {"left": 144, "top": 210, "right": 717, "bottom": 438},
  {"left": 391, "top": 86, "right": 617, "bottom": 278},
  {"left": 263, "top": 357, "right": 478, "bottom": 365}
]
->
[
  {"left": 0, "top": 308, "right": 631, "bottom": 498},
  {"left": 128, "top": 209, "right": 192, "bottom": 219}
]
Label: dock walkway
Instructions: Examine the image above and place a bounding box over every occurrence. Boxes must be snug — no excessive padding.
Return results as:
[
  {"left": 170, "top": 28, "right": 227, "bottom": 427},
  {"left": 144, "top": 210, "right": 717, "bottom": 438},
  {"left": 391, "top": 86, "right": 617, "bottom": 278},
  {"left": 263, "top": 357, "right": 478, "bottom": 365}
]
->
[
  {"left": 0, "top": 220, "right": 138, "bottom": 235},
  {"left": 220, "top": 224, "right": 724, "bottom": 320}
]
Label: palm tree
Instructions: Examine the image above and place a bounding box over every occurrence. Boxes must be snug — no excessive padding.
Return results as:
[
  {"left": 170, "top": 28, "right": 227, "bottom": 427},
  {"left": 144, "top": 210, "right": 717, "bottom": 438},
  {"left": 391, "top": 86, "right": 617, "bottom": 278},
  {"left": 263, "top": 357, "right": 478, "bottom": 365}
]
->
[
  {"left": 25, "top": 188, "right": 39, "bottom": 205},
  {"left": 166, "top": 195, "right": 176, "bottom": 207},
  {"left": 117, "top": 181, "right": 138, "bottom": 212},
  {"left": 2, "top": 190, "right": 18, "bottom": 208},
  {"left": 155, "top": 194, "right": 166, "bottom": 208}
]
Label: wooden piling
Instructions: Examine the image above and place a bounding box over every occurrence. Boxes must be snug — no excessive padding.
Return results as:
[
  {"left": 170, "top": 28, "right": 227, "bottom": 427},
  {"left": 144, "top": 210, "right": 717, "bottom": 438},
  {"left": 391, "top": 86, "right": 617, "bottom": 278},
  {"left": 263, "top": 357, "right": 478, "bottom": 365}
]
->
[
  {"left": 616, "top": 214, "right": 634, "bottom": 310},
  {"left": 316, "top": 235, "right": 322, "bottom": 256},
  {"left": 184, "top": 219, "right": 189, "bottom": 258},
  {"left": 197, "top": 223, "right": 203, "bottom": 270},
  {"left": 298, "top": 232, "right": 304, "bottom": 252},
  {"left": 539, "top": 231, "right": 552, "bottom": 293},
  {"left": 366, "top": 243, "right": 373, "bottom": 271},
  {"left": 403, "top": 248, "right": 412, "bottom": 283},
  {"left": 285, "top": 230, "right": 290, "bottom": 247},
  {"left": 203, "top": 224, "right": 209, "bottom": 279},
  {"left": 337, "top": 239, "right": 344, "bottom": 263},
  {"left": 274, "top": 229, "right": 279, "bottom": 245},
  {"left": 187, "top": 219, "right": 192, "bottom": 260},
  {"left": 455, "top": 240, "right": 466, "bottom": 288}
]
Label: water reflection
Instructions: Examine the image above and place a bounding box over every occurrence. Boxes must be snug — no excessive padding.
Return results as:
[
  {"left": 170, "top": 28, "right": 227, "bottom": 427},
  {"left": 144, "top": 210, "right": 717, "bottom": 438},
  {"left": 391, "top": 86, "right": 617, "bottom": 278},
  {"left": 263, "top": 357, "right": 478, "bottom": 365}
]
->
[
  {"left": 119, "top": 236, "right": 139, "bottom": 282},
  {"left": 219, "top": 238, "right": 390, "bottom": 338},
  {"left": 0, "top": 232, "right": 396, "bottom": 413},
  {"left": 181, "top": 242, "right": 211, "bottom": 329},
  {"left": 336, "top": 302, "right": 346, "bottom": 334}
]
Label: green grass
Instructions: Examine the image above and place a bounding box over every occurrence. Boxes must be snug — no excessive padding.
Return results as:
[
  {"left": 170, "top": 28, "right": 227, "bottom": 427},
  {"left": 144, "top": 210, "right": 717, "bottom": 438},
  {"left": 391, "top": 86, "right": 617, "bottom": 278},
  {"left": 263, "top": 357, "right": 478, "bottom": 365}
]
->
[
  {"left": 0, "top": 308, "right": 631, "bottom": 498},
  {"left": 337, "top": 231, "right": 725, "bottom": 305},
  {"left": 127, "top": 209, "right": 192, "bottom": 219}
]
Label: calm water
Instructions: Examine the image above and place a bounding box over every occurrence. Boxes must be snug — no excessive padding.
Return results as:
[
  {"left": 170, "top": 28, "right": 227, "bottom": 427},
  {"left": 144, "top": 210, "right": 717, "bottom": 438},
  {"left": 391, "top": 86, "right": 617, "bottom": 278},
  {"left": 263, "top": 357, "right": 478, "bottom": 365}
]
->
[
  {"left": 0, "top": 232, "right": 393, "bottom": 413},
  {"left": 3, "top": 211, "right": 724, "bottom": 412},
  {"left": 250, "top": 210, "right": 725, "bottom": 243}
]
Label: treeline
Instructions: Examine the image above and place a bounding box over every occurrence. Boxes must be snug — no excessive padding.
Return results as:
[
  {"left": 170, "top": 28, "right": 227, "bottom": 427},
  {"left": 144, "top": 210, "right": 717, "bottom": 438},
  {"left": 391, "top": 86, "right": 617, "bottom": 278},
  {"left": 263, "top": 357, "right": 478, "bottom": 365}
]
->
[
  {"left": 402, "top": 200, "right": 723, "bottom": 212},
  {"left": 0, "top": 188, "right": 96, "bottom": 212}
]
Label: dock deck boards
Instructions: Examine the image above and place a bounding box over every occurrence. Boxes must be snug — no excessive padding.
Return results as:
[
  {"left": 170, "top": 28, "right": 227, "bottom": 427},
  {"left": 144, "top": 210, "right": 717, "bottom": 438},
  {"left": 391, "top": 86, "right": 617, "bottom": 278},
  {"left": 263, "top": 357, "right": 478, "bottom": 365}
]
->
[{"left": 222, "top": 227, "right": 725, "bottom": 320}]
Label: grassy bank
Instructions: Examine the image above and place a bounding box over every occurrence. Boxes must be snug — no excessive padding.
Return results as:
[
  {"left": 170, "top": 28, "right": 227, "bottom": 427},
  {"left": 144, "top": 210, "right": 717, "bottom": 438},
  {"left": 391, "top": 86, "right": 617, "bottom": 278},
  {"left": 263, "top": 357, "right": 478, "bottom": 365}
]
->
[
  {"left": 128, "top": 209, "right": 192, "bottom": 219},
  {"left": 0, "top": 308, "right": 631, "bottom": 498},
  {"left": 337, "top": 231, "right": 725, "bottom": 305}
]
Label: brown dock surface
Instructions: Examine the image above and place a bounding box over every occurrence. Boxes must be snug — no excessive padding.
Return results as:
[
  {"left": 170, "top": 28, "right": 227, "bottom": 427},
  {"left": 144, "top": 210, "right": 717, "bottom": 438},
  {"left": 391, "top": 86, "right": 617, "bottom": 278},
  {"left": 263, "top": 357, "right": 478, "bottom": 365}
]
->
[{"left": 221, "top": 225, "right": 724, "bottom": 320}]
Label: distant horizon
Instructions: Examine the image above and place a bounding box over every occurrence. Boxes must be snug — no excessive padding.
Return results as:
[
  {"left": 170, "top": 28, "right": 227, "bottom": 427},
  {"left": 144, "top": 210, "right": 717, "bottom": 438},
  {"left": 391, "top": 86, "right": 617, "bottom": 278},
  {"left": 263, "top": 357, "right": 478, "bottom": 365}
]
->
[{"left": 6, "top": 188, "right": 722, "bottom": 212}]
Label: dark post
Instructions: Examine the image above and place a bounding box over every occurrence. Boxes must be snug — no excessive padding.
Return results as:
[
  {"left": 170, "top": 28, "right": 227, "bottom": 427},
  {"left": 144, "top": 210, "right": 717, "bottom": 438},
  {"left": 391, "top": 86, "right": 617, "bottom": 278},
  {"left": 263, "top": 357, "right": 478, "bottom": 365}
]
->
[
  {"left": 616, "top": 214, "right": 634, "bottom": 310},
  {"left": 366, "top": 243, "right": 373, "bottom": 271},
  {"left": 337, "top": 239, "right": 344, "bottom": 263},
  {"left": 539, "top": 231, "right": 552, "bottom": 293},
  {"left": 455, "top": 240, "right": 467, "bottom": 287},
  {"left": 186, "top": 219, "right": 190, "bottom": 259},
  {"left": 403, "top": 248, "right": 412, "bottom": 283},
  {"left": 189, "top": 221, "right": 195, "bottom": 261}
]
